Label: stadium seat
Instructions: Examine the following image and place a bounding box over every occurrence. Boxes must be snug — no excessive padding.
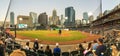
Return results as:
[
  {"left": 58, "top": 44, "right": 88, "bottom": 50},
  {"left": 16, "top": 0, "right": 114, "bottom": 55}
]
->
[
  {"left": 6, "top": 48, "right": 13, "bottom": 55},
  {"left": 30, "top": 51, "right": 37, "bottom": 56},
  {"left": 78, "top": 50, "right": 84, "bottom": 56},
  {"left": 62, "top": 52, "right": 69, "bottom": 56},
  {"left": 21, "top": 48, "right": 37, "bottom": 56},
  {"left": 103, "top": 44, "right": 112, "bottom": 56},
  {"left": 117, "top": 42, "right": 120, "bottom": 51},
  {"left": 70, "top": 51, "right": 78, "bottom": 56},
  {"left": 37, "top": 50, "right": 45, "bottom": 56},
  {"left": 53, "top": 53, "right": 60, "bottom": 56}
]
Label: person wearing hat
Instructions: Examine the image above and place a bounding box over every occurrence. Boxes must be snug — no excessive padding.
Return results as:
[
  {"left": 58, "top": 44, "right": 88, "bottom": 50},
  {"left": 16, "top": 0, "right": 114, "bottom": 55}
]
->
[
  {"left": 33, "top": 38, "right": 39, "bottom": 52},
  {"left": 53, "top": 43, "right": 61, "bottom": 56}
]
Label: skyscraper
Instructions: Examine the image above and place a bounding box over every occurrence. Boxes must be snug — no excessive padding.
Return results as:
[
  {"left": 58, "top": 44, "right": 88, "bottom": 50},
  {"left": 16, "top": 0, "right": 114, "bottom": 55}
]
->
[
  {"left": 38, "top": 12, "right": 48, "bottom": 26},
  {"left": 53, "top": 9, "right": 57, "bottom": 16},
  {"left": 10, "top": 12, "right": 14, "bottom": 27},
  {"left": 82, "top": 12, "right": 89, "bottom": 24},
  {"left": 49, "top": 16, "right": 53, "bottom": 25},
  {"left": 65, "top": 7, "right": 75, "bottom": 27},
  {"left": 83, "top": 12, "right": 89, "bottom": 20},
  {"left": 49, "top": 9, "right": 60, "bottom": 25},
  {"left": 61, "top": 14, "right": 65, "bottom": 27},
  {"left": 29, "top": 12, "right": 37, "bottom": 24}
]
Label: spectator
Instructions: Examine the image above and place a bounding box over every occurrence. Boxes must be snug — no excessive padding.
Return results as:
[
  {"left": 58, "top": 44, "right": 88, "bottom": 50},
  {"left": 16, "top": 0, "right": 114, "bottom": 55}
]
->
[
  {"left": 1, "top": 34, "right": 5, "bottom": 41},
  {"left": 37, "top": 44, "right": 44, "bottom": 56},
  {"left": 5, "top": 37, "right": 13, "bottom": 50},
  {"left": 33, "top": 38, "right": 39, "bottom": 52},
  {"left": 10, "top": 45, "right": 26, "bottom": 56},
  {"left": 92, "top": 40, "right": 98, "bottom": 50},
  {"left": 84, "top": 42, "right": 93, "bottom": 56},
  {"left": 24, "top": 41, "right": 30, "bottom": 50},
  {"left": 0, "top": 39, "right": 5, "bottom": 56},
  {"left": 94, "top": 38, "right": 106, "bottom": 56},
  {"left": 111, "top": 44, "right": 118, "bottom": 56},
  {"left": 45, "top": 45, "right": 52, "bottom": 56},
  {"left": 53, "top": 43, "right": 61, "bottom": 56},
  {"left": 5, "top": 37, "right": 12, "bottom": 44},
  {"left": 39, "top": 44, "right": 44, "bottom": 52},
  {"left": 117, "top": 52, "right": 120, "bottom": 56},
  {"left": 78, "top": 43, "right": 85, "bottom": 56}
]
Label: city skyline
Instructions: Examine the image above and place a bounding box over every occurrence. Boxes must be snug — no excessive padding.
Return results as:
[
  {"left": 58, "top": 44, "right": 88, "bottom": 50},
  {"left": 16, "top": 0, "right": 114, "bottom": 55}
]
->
[{"left": 0, "top": 0, "right": 120, "bottom": 23}]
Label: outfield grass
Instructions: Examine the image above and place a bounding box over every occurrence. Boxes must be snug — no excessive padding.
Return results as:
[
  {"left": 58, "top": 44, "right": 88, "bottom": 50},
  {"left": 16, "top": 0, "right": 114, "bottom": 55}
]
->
[{"left": 11, "top": 30, "right": 87, "bottom": 42}]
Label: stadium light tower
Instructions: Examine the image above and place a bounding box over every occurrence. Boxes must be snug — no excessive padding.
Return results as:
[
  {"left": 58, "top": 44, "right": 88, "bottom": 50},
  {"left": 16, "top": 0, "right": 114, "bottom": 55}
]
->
[
  {"left": 100, "top": 0, "right": 102, "bottom": 14},
  {"left": 100, "top": 0, "right": 104, "bottom": 35},
  {"left": 3, "top": 0, "right": 12, "bottom": 29}
]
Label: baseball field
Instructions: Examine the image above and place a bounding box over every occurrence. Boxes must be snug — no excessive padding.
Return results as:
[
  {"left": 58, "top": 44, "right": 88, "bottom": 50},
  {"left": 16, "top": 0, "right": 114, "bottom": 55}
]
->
[{"left": 10, "top": 30, "right": 101, "bottom": 45}]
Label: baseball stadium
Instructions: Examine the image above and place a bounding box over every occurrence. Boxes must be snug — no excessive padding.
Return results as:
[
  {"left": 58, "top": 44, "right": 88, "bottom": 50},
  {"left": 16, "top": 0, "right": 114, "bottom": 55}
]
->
[{"left": 0, "top": 0, "right": 120, "bottom": 56}]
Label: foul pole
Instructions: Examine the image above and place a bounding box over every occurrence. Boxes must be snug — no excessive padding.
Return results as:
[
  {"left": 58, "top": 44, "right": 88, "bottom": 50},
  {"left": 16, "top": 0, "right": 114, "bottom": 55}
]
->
[{"left": 3, "top": 0, "right": 12, "bottom": 29}]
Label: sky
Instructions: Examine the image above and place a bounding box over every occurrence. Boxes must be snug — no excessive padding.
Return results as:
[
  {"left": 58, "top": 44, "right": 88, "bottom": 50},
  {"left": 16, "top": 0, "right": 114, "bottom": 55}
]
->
[{"left": 0, "top": 0, "right": 120, "bottom": 23}]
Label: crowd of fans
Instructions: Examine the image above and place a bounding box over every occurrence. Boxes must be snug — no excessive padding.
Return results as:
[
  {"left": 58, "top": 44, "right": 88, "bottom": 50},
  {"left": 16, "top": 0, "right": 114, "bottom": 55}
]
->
[{"left": 0, "top": 30, "right": 120, "bottom": 56}]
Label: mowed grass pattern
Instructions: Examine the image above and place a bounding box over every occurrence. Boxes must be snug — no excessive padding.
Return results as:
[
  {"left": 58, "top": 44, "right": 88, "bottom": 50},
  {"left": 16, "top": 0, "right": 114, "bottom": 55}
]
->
[{"left": 12, "top": 30, "right": 87, "bottom": 42}]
